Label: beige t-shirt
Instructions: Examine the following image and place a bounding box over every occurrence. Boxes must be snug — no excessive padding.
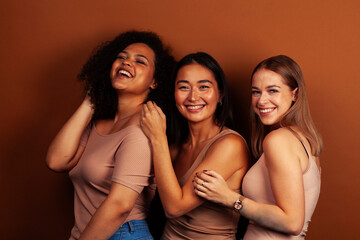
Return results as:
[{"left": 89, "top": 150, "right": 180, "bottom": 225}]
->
[{"left": 68, "top": 124, "right": 155, "bottom": 240}]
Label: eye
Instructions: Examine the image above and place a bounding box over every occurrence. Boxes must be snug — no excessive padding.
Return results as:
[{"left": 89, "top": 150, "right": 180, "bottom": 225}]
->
[
  {"left": 117, "top": 55, "right": 126, "bottom": 60},
  {"left": 269, "top": 89, "right": 279, "bottom": 93},
  {"left": 199, "top": 85, "right": 210, "bottom": 90},
  {"left": 251, "top": 90, "right": 260, "bottom": 96},
  {"left": 178, "top": 85, "right": 189, "bottom": 90},
  {"left": 136, "top": 59, "right": 146, "bottom": 65}
]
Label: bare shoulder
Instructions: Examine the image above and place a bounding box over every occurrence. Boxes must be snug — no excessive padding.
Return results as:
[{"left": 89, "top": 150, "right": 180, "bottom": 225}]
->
[
  {"left": 263, "top": 128, "right": 296, "bottom": 148},
  {"left": 207, "top": 131, "right": 249, "bottom": 160},
  {"left": 263, "top": 128, "right": 302, "bottom": 166}
]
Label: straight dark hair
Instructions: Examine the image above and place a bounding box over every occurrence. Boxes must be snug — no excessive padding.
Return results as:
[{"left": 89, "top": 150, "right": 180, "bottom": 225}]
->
[{"left": 167, "top": 52, "right": 233, "bottom": 145}]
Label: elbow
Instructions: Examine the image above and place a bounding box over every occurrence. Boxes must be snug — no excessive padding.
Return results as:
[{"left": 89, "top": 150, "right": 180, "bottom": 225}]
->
[
  {"left": 46, "top": 156, "right": 60, "bottom": 172},
  {"left": 111, "top": 200, "right": 133, "bottom": 219},
  {"left": 284, "top": 220, "right": 304, "bottom": 236},
  {"left": 164, "top": 207, "right": 183, "bottom": 219},
  {"left": 45, "top": 154, "right": 68, "bottom": 172},
  {"left": 164, "top": 212, "right": 181, "bottom": 219}
]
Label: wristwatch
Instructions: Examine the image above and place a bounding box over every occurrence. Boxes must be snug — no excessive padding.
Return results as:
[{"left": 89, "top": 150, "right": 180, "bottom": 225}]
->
[{"left": 233, "top": 196, "right": 244, "bottom": 213}]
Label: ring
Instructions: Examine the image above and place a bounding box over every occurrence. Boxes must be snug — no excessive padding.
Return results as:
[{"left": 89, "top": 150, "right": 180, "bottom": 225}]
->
[{"left": 201, "top": 181, "right": 205, "bottom": 186}]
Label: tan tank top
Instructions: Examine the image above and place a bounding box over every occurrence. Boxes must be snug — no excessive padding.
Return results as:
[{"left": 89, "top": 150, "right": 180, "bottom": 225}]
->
[
  {"left": 242, "top": 134, "right": 321, "bottom": 239},
  {"left": 162, "top": 129, "right": 242, "bottom": 240}
]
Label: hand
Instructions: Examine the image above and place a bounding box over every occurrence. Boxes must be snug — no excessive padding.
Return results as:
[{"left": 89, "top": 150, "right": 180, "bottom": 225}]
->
[
  {"left": 140, "top": 101, "right": 167, "bottom": 142},
  {"left": 193, "top": 170, "right": 235, "bottom": 206},
  {"left": 83, "top": 93, "right": 94, "bottom": 110}
]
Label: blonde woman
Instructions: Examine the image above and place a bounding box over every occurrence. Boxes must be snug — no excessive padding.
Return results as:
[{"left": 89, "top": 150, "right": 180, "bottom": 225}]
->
[{"left": 194, "top": 55, "right": 322, "bottom": 239}]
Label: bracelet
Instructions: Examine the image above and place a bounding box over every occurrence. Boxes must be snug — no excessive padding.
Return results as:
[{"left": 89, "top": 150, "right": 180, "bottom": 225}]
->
[{"left": 233, "top": 195, "right": 245, "bottom": 213}]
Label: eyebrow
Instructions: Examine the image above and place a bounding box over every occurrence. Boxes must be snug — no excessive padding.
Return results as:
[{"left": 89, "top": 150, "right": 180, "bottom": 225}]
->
[
  {"left": 252, "top": 85, "right": 281, "bottom": 89},
  {"left": 176, "top": 79, "right": 214, "bottom": 84},
  {"left": 120, "top": 51, "right": 150, "bottom": 63}
]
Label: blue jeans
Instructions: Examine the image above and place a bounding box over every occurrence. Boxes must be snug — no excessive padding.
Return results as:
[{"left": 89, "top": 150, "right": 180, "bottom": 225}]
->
[{"left": 108, "top": 220, "right": 154, "bottom": 240}]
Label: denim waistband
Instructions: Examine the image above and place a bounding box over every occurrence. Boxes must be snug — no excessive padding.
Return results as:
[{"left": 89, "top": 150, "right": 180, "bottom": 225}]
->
[{"left": 119, "top": 219, "right": 149, "bottom": 233}]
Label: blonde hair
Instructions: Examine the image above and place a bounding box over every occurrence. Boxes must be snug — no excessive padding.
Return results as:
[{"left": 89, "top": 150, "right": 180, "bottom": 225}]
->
[{"left": 250, "top": 55, "right": 323, "bottom": 159}]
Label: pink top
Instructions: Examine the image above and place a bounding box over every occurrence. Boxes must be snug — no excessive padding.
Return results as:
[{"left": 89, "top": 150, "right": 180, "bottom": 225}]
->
[
  {"left": 68, "top": 124, "right": 155, "bottom": 240},
  {"left": 242, "top": 143, "right": 321, "bottom": 239},
  {"left": 162, "top": 129, "right": 242, "bottom": 240}
]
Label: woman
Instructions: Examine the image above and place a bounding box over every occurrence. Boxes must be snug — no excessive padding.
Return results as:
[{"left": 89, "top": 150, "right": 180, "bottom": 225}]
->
[
  {"left": 193, "top": 55, "right": 323, "bottom": 239},
  {"left": 46, "top": 31, "right": 175, "bottom": 240},
  {"left": 140, "top": 52, "right": 249, "bottom": 239}
]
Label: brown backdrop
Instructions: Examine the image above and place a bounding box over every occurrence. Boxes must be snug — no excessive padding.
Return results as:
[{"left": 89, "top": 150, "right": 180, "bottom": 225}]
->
[{"left": 1, "top": 0, "right": 359, "bottom": 239}]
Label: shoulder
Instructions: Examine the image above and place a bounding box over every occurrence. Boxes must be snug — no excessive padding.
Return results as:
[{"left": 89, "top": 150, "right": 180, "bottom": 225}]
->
[
  {"left": 207, "top": 129, "right": 249, "bottom": 158},
  {"left": 121, "top": 125, "right": 149, "bottom": 145},
  {"left": 263, "top": 128, "right": 302, "bottom": 165},
  {"left": 217, "top": 129, "right": 247, "bottom": 146},
  {"left": 263, "top": 127, "right": 298, "bottom": 147}
]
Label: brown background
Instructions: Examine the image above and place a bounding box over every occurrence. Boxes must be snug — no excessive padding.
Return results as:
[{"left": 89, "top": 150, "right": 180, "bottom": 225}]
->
[{"left": 1, "top": 0, "right": 359, "bottom": 239}]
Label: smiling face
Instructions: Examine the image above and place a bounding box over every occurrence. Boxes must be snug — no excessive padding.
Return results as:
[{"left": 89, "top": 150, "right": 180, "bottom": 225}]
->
[
  {"left": 110, "top": 43, "right": 156, "bottom": 97},
  {"left": 251, "top": 68, "right": 297, "bottom": 127},
  {"left": 174, "top": 63, "right": 221, "bottom": 124}
]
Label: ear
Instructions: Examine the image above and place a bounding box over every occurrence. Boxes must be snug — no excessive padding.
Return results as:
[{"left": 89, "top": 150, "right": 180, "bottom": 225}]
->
[
  {"left": 150, "top": 78, "right": 157, "bottom": 90},
  {"left": 218, "top": 92, "right": 224, "bottom": 105},
  {"left": 292, "top": 88, "right": 298, "bottom": 101}
]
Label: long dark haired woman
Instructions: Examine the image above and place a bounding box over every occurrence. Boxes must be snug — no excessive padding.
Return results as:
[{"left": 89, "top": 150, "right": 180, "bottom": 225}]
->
[{"left": 141, "top": 52, "right": 249, "bottom": 239}]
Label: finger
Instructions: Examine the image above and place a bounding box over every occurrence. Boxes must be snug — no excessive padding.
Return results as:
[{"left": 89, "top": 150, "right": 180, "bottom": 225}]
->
[
  {"left": 202, "top": 170, "right": 224, "bottom": 180},
  {"left": 197, "top": 171, "right": 217, "bottom": 183},
  {"left": 193, "top": 176, "right": 202, "bottom": 186},
  {"left": 193, "top": 179, "right": 208, "bottom": 191},
  {"left": 194, "top": 172, "right": 206, "bottom": 181},
  {"left": 194, "top": 188, "right": 208, "bottom": 198},
  {"left": 146, "top": 101, "right": 157, "bottom": 113},
  {"left": 151, "top": 102, "right": 166, "bottom": 121},
  {"left": 194, "top": 178, "right": 211, "bottom": 193},
  {"left": 153, "top": 103, "right": 165, "bottom": 116},
  {"left": 143, "top": 102, "right": 151, "bottom": 114}
]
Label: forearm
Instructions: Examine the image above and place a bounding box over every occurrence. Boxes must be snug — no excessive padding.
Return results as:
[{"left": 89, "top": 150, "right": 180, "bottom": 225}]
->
[
  {"left": 79, "top": 198, "right": 130, "bottom": 240},
  {"left": 150, "top": 136, "right": 188, "bottom": 217},
  {"left": 209, "top": 183, "right": 300, "bottom": 234},
  {"left": 46, "top": 98, "right": 93, "bottom": 171},
  {"left": 234, "top": 195, "right": 302, "bottom": 235}
]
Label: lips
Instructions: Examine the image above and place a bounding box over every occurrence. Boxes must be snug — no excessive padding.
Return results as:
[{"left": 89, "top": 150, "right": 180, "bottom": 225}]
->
[
  {"left": 117, "top": 68, "right": 133, "bottom": 78},
  {"left": 186, "top": 105, "right": 205, "bottom": 112},
  {"left": 258, "top": 107, "right": 276, "bottom": 115},
  {"left": 259, "top": 108, "right": 275, "bottom": 113}
]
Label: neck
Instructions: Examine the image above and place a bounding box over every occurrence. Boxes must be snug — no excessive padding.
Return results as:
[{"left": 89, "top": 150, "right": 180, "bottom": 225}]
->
[
  {"left": 114, "top": 94, "right": 146, "bottom": 120},
  {"left": 187, "top": 118, "right": 220, "bottom": 147}
]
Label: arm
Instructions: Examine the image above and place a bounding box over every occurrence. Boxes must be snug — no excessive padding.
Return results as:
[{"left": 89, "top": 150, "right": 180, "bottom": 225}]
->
[
  {"left": 79, "top": 183, "right": 139, "bottom": 240},
  {"left": 46, "top": 96, "right": 93, "bottom": 172},
  {"left": 81, "top": 125, "right": 153, "bottom": 239},
  {"left": 141, "top": 102, "right": 249, "bottom": 218},
  {"left": 194, "top": 129, "right": 306, "bottom": 235}
]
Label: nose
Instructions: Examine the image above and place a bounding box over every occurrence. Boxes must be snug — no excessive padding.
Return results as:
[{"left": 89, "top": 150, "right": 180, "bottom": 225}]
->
[
  {"left": 189, "top": 89, "right": 199, "bottom": 102},
  {"left": 121, "top": 59, "right": 131, "bottom": 67},
  {"left": 258, "top": 93, "right": 268, "bottom": 105}
]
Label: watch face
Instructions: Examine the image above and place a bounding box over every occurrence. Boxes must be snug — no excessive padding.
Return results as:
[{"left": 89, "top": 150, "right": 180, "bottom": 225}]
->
[{"left": 234, "top": 200, "right": 242, "bottom": 210}]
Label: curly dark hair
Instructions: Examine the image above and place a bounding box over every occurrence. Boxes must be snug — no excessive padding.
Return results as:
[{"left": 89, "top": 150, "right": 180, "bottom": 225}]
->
[{"left": 78, "top": 31, "right": 176, "bottom": 120}]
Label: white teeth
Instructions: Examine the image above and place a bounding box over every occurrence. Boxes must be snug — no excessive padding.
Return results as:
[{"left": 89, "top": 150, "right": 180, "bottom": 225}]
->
[
  {"left": 259, "top": 108, "right": 274, "bottom": 113},
  {"left": 118, "top": 70, "right": 132, "bottom": 77},
  {"left": 187, "top": 105, "right": 203, "bottom": 110}
]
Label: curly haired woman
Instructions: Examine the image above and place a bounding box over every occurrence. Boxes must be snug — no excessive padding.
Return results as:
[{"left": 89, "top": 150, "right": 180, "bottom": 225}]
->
[{"left": 46, "top": 31, "right": 175, "bottom": 240}]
